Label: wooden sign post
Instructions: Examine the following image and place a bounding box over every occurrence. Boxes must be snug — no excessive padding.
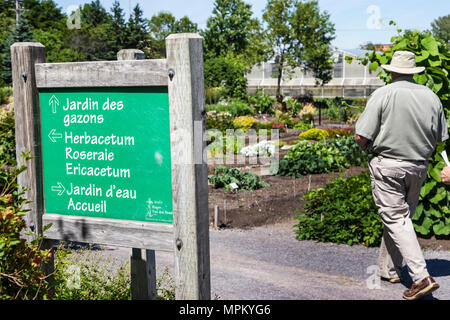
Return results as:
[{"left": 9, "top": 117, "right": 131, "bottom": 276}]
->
[{"left": 11, "top": 34, "right": 210, "bottom": 300}]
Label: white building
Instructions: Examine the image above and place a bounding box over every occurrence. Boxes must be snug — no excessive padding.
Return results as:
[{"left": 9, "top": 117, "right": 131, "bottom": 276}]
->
[{"left": 246, "top": 49, "right": 385, "bottom": 98}]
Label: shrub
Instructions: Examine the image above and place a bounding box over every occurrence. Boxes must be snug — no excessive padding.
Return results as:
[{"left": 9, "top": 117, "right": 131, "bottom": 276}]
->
[
  {"left": 0, "top": 87, "right": 13, "bottom": 105},
  {"left": 208, "top": 165, "right": 269, "bottom": 191},
  {"left": 276, "top": 136, "right": 368, "bottom": 178},
  {"left": 293, "top": 122, "right": 312, "bottom": 131},
  {"left": 204, "top": 55, "right": 248, "bottom": 100},
  {"left": 248, "top": 90, "right": 276, "bottom": 114},
  {"left": 325, "top": 127, "right": 355, "bottom": 139},
  {"left": 233, "top": 116, "right": 257, "bottom": 132},
  {"left": 298, "top": 103, "right": 317, "bottom": 123},
  {"left": 205, "top": 87, "right": 225, "bottom": 105},
  {"left": 52, "top": 243, "right": 131, "bottom": 300},
  {"left": 295, "top": 172, "right": 382, "bottom": 247},
  {"left": 298, "top": 128, "right": 329, "bottom": 141},
  {"left": 286, "top": 97, "right": 302, "bottom": 117},
  {"left": 206, "top": 111, "right": 235, "bottom": 133},
  {"left": 206, "top": 100, "right": 254, "bottom": 117},
  {"left": 0, "top": 155, "right": 52, "bottom": 300},
  {"left": 0, "top": 106, "right": 16, "bottom": 165},
  {"left": 271, "top": 124, "right": 286, "bottom": 133},
  {"left": 207, "top": 135, "right": 244, "bottom": 157}
]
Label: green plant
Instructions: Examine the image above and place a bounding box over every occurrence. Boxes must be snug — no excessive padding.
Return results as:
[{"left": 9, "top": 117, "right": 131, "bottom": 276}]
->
[
  {"left": 293, "top": 122, "right": 312, "bottom": 131},
  {"left": 208, "top": 165, "right": 269, "bottom": 191},
  {"left": 52, "top": 243, "right": 131, "bottom": 300},
  {"left": 206, "top": 111, "right": 235, "bottom": 133},
  {"left": 286, "top": 97, "right": 302, "bottom": 117},
  {"left": 0, "top": 106, "right": 16, "bottom": 165},
  {"left": 359, "top": 26, "right": 450, "bottom": 237},
  {"left": 233, "top": 116, "right": 257, "bottom": 132},
  {"left": 156, "top": 266, "right": 175, "bottom": 300},
  {"left": 0, "top": 87, "right": 13, "bottom": 105},
  {"left": 277, "top": 136, "right": 368, "bottom": 178},
  {"left": 0, "top": 153, "right": 52, "bottom": 300},
  {"left": 207, "top": 135, "right": 245, "bottom": 157},
  {"left": 298, "top": 128, "right": 329, "bottom": 141},
  {"left": 295, "top": 172, "right": 383, "bottom": 247},
  {"left": 274, "top": 110, "right": 296, "bottom": 128},
  {"left": 206, "top": 100, "right": 254, "bottom": 117},
  {"left": 205, "top": 87, "right": 225, "bottom": 105},
  {"left": 298, "top": 103, "right": 317, "bottom": 123},
  {"left": 248, "top": 90, "right": 276, "bottom": 114},
  {"left": 204, "top": 54, "right": 248, "bottom": 100}
]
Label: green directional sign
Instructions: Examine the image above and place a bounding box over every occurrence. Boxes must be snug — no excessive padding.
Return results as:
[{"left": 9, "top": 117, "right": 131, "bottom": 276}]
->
[{"left": 39, "top": 87, "right": 173, "bottom": 224}]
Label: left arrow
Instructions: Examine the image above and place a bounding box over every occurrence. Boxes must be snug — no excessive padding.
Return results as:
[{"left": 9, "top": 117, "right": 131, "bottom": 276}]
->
[
  {"left": 49, "top": 95, "right": 59, "bottom": 114},
  {"left": 51, "top": 182, "right": 65, "bottom": 196},
  {"left": 48, "top": 129, "right": 63, "bottom": 142}
]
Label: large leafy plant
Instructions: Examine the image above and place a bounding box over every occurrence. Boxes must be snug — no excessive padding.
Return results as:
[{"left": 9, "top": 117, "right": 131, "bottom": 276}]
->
[
  {"left": 276, "top": 136, "right": 368, "bottom": 178},
  {"left": 208, "top": 165, "right": 269, "bottom": 191},
  {"left": 357, "top": 27, "right": 450, "bottom": 237},
  {"left": 295, "top": 172, "right": 382, "bottom": 247}
]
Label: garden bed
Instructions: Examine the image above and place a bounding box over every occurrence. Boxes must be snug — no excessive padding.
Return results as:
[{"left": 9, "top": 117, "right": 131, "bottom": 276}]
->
[{"left": 206, "top": 120, "right": 450, "bottom": 251}]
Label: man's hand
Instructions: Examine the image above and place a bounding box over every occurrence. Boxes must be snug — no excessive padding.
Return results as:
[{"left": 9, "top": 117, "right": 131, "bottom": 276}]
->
[
  {"left": 355, "top": 134, "right": 370, "bottom": 151},
  {"left": 441, "top": 166, "right": 450, "bottom": 185}
]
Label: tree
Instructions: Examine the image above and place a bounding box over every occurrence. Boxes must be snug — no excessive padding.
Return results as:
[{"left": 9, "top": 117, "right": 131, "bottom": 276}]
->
[
  {"left": 65, "top": 0, "right": 113, "bottom": 61},
  {"left": 125, "top": 4, "right": 150, "bottom": 55},
  {"left": 202, "top": 0, "right": 263, "bottom": 61},
  {"left": 431, "top": 14, "right": 450, "bottom": 47},
  {"left": 262, "top": 0, "right": 335, "bottom": 100},
  {"left": 1, "top": 13, "right": 34, "bottom": 85},
  {"left": 201, "top": 0, "right": 267, "bottom": 100},
  {"left": 23, "top": 0, "right": 66, "bottom": 31},
  {"left": 81, "top": 0, "right": 109, "bottom": 28},
  {"left": 148, "top": 11, "right": 198, "bottom": 58},
  {"left": 107, "top": 0, "right": 127, "bottom": 58}
]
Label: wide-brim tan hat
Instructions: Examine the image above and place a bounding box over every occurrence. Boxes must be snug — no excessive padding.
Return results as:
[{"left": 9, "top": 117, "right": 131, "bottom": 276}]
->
[{"left": 381, "top": 50, "right": 425, "bottom": 74}]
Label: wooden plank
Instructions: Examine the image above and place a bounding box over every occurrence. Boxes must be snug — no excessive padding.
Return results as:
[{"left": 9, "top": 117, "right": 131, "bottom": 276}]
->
[
  {"left": 145, "top": 250, "right": 157, "bottom": 300},
  {"left": 35, "top": 59, "right": 168, "bottom": 88},
  {"left": 130, "top": 248, "right": 148, "bottom": 300},
  {"left": 166, "top": 33, "right": 211, "bottom": 300},
  {"left": 11, "top": 42, "right": 46, "bottom": 241},
  {"left": 117, "top": 49, "right": 158, "bottom": 301},
  {"left": 42, "top": 214, "right": 174, "bottom": 252}
]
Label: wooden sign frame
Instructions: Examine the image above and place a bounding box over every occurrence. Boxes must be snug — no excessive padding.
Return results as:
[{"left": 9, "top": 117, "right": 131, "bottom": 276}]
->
[{"left": 11, "top": 34, "right": 210, "bottom": 300}]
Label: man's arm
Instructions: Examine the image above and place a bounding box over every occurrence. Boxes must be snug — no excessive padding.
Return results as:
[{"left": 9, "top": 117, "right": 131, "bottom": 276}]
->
[
  {"left": 441, "top": 167, "right": 450, "bottom": 185},
  {"left": 355, "top": 134, "right": 370, "bottom": 151}
]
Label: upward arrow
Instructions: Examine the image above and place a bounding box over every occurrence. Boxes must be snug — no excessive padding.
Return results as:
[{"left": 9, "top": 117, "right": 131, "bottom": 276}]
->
[{"left": 49, "top": 95, "right": 59, "bottom": 114}]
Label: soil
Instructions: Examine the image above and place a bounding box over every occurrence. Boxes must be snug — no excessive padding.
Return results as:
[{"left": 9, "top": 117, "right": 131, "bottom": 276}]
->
[{"left": 206, "top": 117, "right": 450, "bottom": 251}]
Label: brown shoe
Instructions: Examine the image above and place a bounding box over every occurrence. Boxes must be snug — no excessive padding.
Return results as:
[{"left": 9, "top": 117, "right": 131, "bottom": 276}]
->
[
  {"left": 381, "top": 276, "right": 402, "bottom": 284},
  {"left": 403, "top": 276, "right": 440, "bottom": 300}
]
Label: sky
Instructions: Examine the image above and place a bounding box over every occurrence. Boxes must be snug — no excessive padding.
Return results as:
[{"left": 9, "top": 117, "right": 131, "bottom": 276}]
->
[{"left": 54, "top": 0, "right": 449, "bottom": 49}]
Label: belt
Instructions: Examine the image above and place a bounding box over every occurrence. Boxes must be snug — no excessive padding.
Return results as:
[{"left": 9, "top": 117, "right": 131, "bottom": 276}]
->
[{"left": 372, "top": 154, "right": 428, "bottom": 164}]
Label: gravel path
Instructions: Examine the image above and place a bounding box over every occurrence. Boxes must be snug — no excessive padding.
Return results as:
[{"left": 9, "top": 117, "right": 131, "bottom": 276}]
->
[{"left": 104, "top": 221, "right": 450, "bottom": 300}]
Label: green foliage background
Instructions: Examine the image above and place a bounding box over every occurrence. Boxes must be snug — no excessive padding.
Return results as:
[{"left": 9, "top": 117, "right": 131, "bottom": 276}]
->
[{"left": 362, "top": 28, "right": 450, "bottom": 237}]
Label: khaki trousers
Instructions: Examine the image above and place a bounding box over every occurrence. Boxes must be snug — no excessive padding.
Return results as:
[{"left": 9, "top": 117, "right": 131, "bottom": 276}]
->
[{"left": 369, "top": 156, "right": 429, "bottom": 283}]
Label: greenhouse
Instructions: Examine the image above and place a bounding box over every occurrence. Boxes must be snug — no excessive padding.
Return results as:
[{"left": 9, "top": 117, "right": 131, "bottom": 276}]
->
[{"left": 246, "top": 49, "right": 386, "bottom": 98}]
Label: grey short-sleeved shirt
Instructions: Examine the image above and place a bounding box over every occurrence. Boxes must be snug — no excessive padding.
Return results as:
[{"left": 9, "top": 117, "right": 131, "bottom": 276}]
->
[{"left": 355, "top": 76, "right": 449, "bottom": 161}]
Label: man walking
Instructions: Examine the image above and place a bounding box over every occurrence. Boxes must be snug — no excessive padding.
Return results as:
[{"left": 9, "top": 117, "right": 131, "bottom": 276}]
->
[{"left": 355, "top": 51, "right": 448, "bottom": 300}]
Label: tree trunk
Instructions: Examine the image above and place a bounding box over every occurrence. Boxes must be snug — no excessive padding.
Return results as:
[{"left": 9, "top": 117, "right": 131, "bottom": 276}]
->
[{"left": 276, "top": 55, "right": 284, "bottom": 106}]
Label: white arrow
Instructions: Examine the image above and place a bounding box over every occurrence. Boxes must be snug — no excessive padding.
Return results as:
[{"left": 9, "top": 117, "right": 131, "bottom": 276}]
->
[
  {"left": 51, "top": 182, "right": 65, "bottom": 196},
  {"left": 49, "top": 95, "right": 59, "bottom": 113},
  {"left": 48, "top": 129, "right": 62, "bottom": 142}
]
